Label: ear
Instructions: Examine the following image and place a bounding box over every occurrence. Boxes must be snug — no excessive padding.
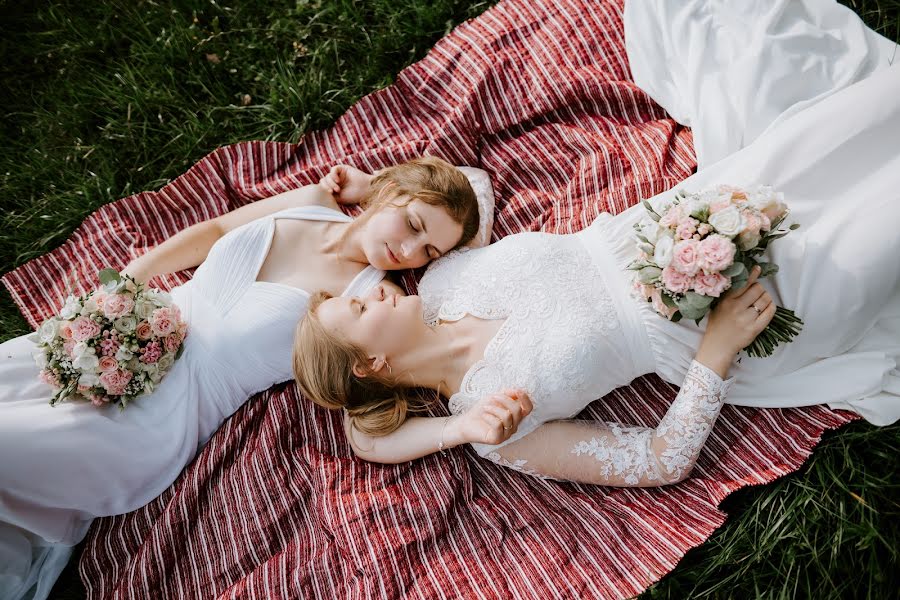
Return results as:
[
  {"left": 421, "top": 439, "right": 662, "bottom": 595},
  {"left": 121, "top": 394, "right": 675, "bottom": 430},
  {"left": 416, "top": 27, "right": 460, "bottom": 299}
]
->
[{"left": 352, "top": 356, "right": 387, "bottom": 379}]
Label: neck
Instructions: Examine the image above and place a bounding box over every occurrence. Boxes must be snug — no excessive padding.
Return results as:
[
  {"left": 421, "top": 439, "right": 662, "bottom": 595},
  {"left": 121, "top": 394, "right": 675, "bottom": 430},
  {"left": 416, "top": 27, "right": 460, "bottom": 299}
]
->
[
  {"left": 393, "top": 321, "right": 479, "bottom": 398},
  {"left": 322, "top": 221, "right": 368, "bottom": 264}
]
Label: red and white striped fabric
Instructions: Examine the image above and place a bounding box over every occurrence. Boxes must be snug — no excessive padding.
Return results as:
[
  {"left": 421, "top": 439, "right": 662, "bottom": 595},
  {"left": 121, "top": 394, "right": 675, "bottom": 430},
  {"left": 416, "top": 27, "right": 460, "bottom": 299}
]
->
[{"left": 1, "top": 0, "right": 857, "bottom": 598}]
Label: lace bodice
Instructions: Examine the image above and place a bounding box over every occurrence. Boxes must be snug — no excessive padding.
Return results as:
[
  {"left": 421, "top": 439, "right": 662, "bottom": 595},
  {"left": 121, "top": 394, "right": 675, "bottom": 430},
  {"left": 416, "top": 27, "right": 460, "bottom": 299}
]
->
[{"left": 419, "top": 231, "right": 651, "bottom": 452}]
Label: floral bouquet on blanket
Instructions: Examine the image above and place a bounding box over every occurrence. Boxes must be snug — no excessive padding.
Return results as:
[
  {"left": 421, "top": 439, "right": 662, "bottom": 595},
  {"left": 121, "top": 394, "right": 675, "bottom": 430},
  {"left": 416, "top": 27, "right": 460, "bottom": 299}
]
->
[
  {"left": 31, "top": 269, "right": 188, "bottom": 409},
  {"left": 628, "top": 184, "right": 803, "bottom": 358}
]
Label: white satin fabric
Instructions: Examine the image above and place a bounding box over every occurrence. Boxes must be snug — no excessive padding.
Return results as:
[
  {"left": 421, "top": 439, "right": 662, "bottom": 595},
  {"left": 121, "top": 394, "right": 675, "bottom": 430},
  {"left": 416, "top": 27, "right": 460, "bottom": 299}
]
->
[
  {"left": 0, "top": 205, "right": 384, "bottom": 600},
  {"left": 625, "top": 0, "right": 899, "bottom": 169}
]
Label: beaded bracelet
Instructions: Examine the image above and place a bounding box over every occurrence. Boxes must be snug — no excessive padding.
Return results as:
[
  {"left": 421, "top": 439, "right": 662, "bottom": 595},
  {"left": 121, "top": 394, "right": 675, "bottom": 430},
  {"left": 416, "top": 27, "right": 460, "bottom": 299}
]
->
[{"left": 438, "top": 415, "right": 453, "bottom": 453}]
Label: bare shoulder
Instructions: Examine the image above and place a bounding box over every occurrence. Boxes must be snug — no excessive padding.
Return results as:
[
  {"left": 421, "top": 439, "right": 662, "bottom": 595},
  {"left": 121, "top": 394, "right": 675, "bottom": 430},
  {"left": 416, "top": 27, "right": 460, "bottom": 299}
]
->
[{"left": 291, "top": 184, "right": 341, "bottom": 211}]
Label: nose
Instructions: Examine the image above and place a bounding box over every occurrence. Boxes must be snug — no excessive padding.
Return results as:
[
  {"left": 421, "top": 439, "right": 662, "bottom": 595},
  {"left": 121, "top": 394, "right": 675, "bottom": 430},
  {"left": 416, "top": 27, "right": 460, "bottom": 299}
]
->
[
  {"left": 364, "top": 286, "right": 386, "bottom": 301},
  {"left": 400, "top": 239, "right": 424, "bottom": 260}
]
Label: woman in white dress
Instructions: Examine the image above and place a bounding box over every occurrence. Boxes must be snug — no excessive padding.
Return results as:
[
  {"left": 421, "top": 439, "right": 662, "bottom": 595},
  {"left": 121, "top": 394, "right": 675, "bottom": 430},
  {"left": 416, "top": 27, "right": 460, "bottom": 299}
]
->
[
  {"left": 0, "top": 157, "right": 495, "bottom": 600},
  {"left": 294, "top": 63, "right": 900, "bottom": 485}
]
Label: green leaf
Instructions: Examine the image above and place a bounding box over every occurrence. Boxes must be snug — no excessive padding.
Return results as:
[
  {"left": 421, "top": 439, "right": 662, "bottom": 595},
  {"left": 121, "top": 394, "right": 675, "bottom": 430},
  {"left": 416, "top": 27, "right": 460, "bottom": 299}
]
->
[
  {"left": 722, "top": 262, "right": 747, "bottom": 278},
  {"left": 789, "top": 223, "right": 801, "bottom": 230},
  {"left": 661, "top": 292, "right": 678, "bottom": 308},
  {"left": 175, "top": 342, "right": 185, "bottom": 360},
  {"left": 638, "top": 266, "right": 662, "bottom": 284},
  {"left": 98, "top": 268, "right": 121, "bottom": 286},
  {"left": 684, "top": 291, "right": 714, "bottom": 309}
]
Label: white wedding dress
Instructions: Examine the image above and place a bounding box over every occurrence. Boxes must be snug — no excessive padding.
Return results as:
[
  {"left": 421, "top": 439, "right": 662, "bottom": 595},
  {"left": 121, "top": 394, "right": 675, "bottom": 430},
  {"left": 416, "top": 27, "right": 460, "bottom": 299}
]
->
[
  {"left": 0, "top": 206, "right": 385, "bottom": 600},
  {"left": 417, "top": 61, "right": 900, "bottom": 482}
]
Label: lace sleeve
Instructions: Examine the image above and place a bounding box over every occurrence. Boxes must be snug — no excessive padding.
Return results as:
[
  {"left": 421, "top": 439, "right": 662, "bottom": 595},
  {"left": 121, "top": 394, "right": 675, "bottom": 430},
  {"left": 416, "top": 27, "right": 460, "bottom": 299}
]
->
[{"left": 484, "top": 360, "right": 735, "bottom": 487}]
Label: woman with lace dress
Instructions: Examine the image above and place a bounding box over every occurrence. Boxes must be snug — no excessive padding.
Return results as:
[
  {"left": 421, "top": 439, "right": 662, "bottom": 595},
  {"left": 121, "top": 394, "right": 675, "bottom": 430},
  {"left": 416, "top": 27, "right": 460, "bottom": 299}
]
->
[
  {"left": 0, "top": 157, "right": 498, "bottom": 600},
  {"left": 294, "top": 64, "right": 900, "bottom": 486}
]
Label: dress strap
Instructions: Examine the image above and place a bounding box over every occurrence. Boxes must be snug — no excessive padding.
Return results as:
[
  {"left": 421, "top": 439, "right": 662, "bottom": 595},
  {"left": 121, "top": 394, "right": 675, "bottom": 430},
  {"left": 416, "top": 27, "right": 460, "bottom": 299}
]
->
[{"left": 269, "top": 204, "right": 352, "bottom": 223}]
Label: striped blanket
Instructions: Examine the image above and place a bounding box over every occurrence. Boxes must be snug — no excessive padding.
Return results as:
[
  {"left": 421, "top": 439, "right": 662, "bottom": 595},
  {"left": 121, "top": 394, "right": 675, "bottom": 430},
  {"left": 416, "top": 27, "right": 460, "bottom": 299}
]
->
[{"left": 1, "top": 0, "right": 856, "bottom": 598}]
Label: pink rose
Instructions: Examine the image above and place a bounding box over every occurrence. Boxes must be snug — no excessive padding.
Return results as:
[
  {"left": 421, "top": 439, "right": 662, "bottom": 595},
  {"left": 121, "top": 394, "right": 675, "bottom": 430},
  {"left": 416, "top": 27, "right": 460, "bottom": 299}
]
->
[
  {"left": 93, "top": 292, "right": 108, "bottom": 310},
  {"left": 759, "top": 213, "right": 772, "bottom": 232},
  {"left": 150, "top": 308, "right": 175, "bottom": 337},
  {"left": 135, "top": 321, "right": 153, "bottom": 340},
  {"left": 669, "top": 239, "right": 701, "bottom": 276},
  {"left": 676, "top": 217, "right": 699, "bottom": 240},
  {"left": 140, "top": 341, "right": 162, "bottom": 364},
  {"left": 59, "top": 322, "right": 73, "bottom": 340},
  {"left": 650, "top": 288, "right": 678, "bottom": 319},
  {"left": 661, "top": 265, "right": 694, "bottom": 294},
  {"left": 63, "top": 339, "right": 76, "bottom": 358},
  {"left": 164, "top": 333, "right": 181, "bottom": 353},
  {"left": 658, "top": 205, "right": 684, "bottom": 229},
  {"left": 102, "top": 294, "right": 134, "bottom": 319},
  {"left": 741, "top": 210, "right": 763, "bottom": 236},
  {"left": 98, "top": 356, "right": 119, "bottom": 372},
  {"left": 697, "top": 235, "right": 737, "bottom": 273},
  {"left": 39, "top": 369, "right": 60, "bottom": 388},
  {"left": 692, "top": 272, "right": 731, "bottom": 297},
  {"left": 90, "top": 394, "right": 108, "bottom": 407},
  {"left": 77, "top": 384, "right": 91, "bottom": 393},
  {"left": 70, "top": 316, "right": 101, "bottom": 342},
  {"left": 99, "top": 369, "right": 132, "bottom": 396}
]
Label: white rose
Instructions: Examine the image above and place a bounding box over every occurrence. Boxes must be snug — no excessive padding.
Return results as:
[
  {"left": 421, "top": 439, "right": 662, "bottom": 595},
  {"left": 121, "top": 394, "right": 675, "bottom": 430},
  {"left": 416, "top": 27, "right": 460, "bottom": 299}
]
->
[
  {"left": 653, "top": 236, "right": 675, "bottom": 268},
  {"left": 114, "top": 315, "right": 137, "bottom": 334},
  {"left": 38, "top": 319, "right": 59, "bottom": 344},
  {"left": 134, "top": 299, "right": 155, "bottom": 319},
  {"left": 72, "top": 341, "right": 93, "bottom": 359},
  {"left": 73, "top": 351, "right": 100, "bottom": 372},
  {"left": 708, "top": 205, "right": 744, "bottom": 236},
  {"left": 157, "top": 353, "right": 175, "bottom": 372},
  {"left": 115, "top": 346, "right": 134, "bottom": 361},
  {"left": 59, "top": 296, "right": 81, "bottom": 319},
  {"left": 684, "top": 197, "right": 710, "bottom": 218},
  {"left": 78, "top": 372, "right": 100, "bottom": 387},
  {"left": 102, "top": 278, "right": 126, "bottom": 294}
]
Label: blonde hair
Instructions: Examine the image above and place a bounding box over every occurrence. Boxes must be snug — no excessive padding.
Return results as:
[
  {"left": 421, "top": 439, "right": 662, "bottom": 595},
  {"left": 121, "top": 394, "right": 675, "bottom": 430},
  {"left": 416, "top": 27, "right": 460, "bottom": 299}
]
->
[
  {"left": 293, "top": 291, "right": 436, "bottom": 437},
  {"left": 355, "top": 156, "right": 480, "bottom": 249}
]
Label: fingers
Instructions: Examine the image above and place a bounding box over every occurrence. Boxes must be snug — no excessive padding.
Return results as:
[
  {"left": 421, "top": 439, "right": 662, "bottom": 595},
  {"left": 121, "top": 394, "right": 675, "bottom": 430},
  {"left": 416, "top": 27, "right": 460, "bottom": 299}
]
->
[{"left": 731, "top": 265, "right": 761, "bottom": 298}]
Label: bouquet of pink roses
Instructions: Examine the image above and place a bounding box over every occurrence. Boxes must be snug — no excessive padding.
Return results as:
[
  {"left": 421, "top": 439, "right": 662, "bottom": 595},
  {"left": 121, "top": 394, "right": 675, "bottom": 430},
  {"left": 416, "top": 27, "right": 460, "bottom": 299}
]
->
[
  {"left": 31, "top": 269, "right": 188, "bottom": 409},
  {"left": 628, "top": 184, "right": 803, "bottom": 358}
]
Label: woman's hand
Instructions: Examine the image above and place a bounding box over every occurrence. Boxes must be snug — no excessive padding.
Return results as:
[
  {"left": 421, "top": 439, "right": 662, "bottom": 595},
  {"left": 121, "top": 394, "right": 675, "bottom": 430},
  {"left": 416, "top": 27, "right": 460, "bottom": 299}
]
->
[
  {"left": 318, "top": 164, "right": 374, "bottom": 205},
  {"left": 448, "top": 388, "right": 534, "bottom": 446},
  {"left": 697, "top": 265, "right": 777, "bottom": 376}
]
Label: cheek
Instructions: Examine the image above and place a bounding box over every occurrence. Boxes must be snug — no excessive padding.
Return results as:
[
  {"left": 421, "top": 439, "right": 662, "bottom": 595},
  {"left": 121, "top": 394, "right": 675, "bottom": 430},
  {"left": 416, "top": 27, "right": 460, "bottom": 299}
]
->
[{"left": 366, "top": 212, "right": 406, "bottom": 244}]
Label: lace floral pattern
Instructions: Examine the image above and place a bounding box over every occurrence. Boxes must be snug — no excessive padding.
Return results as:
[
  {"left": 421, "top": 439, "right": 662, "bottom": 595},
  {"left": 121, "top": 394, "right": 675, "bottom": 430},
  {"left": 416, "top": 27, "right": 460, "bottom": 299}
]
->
[
  {"left": 419, "top": 232, "right": 626, "bottom": 434},
  {"left": 565, "top": 360, "right": 732, "bottom": 485},
  {"left": 570, "top": 425, "right": 663, "bottom": 485}
]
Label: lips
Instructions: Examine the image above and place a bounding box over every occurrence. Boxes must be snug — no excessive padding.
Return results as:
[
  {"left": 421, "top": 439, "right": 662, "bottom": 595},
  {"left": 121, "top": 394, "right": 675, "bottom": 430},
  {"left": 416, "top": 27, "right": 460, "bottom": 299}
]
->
[{"left": 385, "top": 244, "right": 400, "bottom": 264}]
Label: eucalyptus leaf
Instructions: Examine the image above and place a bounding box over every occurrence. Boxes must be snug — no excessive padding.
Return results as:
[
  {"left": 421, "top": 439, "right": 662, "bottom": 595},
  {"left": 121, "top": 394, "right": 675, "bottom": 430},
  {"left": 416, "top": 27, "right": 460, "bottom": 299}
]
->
[
  {"left": 722, "top": 262, "right": 747, "bottom": 278},
  {"left": 98, "top": 268, "right": 121, "bottom": 286},
  {"left": 638, "top": 266, "right": 662, "bottom": 284}
]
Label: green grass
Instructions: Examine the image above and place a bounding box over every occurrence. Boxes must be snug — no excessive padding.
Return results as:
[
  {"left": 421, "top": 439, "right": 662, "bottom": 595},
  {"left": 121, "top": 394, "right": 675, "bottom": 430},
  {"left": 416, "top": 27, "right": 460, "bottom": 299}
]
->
[{"left": 1, "top": 1, "right": 898, "bottom": 599}]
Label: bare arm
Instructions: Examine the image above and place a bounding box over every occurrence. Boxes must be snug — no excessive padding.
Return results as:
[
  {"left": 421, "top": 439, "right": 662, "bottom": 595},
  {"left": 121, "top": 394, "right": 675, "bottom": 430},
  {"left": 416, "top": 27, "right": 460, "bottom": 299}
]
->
[
  {"left": 122, "top": 184, "right": 338, "bottom": 283},
  {"left": 345, "top": 389, "right": 534, "bottom": 464}
]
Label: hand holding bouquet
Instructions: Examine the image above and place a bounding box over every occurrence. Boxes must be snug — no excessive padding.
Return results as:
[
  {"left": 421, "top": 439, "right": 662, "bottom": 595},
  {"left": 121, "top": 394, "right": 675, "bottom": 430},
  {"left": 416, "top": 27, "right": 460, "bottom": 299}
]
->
[
  {"left": 628, "top": 184, "right": 803, "bottom": 358},
  {"left": 31, "top": 269, "right": 188, "bottom": 409}
]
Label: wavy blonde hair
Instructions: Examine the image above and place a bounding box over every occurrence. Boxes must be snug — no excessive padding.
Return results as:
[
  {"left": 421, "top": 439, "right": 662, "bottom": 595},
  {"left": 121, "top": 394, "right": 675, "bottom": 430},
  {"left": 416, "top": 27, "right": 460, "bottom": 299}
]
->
[{"left": 293, "top": 291, "right": 436, "bottom": 437}]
